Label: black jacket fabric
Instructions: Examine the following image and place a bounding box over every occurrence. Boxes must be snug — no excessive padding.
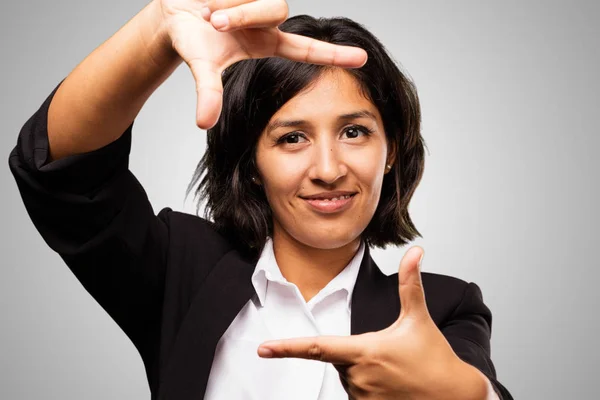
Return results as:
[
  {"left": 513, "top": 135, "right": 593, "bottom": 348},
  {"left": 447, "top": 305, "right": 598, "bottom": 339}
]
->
[{"left": 9, "top": 82, "right": 513, "bottom": 399}]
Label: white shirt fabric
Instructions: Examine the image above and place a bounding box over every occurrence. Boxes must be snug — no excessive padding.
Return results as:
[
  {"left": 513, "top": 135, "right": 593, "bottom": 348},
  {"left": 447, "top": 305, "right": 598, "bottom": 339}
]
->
[{"left": 204, "top": 237, "right": 366, "bottom": 399}]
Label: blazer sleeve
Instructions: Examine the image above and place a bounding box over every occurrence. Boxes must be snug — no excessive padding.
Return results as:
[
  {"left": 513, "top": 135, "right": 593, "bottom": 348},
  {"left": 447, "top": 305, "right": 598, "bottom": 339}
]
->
[
  {"left": 441, "top": 282, "right": 514, "bottom": 400},
  {"left": 8, "top": 81, "right": 171, "bottom": 390}
]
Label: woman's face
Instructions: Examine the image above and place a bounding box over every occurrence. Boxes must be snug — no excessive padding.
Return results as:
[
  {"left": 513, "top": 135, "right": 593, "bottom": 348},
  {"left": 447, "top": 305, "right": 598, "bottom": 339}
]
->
[{"left": 255, "top": 68, "right": 393, "bottom": 250}]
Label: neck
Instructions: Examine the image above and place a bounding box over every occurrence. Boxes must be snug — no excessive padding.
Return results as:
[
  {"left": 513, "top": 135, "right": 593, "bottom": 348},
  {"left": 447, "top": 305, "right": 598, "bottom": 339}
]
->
[{"left": 271, "top": 226, "right": 361, "bottom": 302}]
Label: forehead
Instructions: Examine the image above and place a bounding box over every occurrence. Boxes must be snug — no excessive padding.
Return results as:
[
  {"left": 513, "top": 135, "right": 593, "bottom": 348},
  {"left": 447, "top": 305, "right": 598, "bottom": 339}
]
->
[{"left": 269, "top": 68, "right": 380, "bottom": 121}]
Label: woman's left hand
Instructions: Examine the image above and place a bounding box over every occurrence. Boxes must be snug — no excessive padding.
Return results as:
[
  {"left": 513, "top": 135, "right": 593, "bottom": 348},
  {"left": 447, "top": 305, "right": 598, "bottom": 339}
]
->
[{"left": 257, "top": 246, "right": 492, "bottom": 400}]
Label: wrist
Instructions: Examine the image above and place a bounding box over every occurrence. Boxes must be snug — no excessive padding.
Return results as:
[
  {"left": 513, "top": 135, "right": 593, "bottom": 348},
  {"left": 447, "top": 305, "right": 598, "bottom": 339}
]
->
[
  {"left": 451, "top": 360, "right": 497, "bottom": 400},
  {"left": 137, "top": 1, "right": 182, "bottom": 68}
]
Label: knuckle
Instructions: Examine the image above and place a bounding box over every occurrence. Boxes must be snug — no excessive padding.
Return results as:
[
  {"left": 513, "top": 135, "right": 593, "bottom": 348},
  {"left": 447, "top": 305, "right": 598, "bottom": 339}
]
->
[
  {"left": 307, "top": 343, "right": 324, "bottom": 361},
  {"left": 227, "top": 7, "right": 247, "bottom": 28},
  {"left": 349, "top": 373, "right": 371, "bottom": 394},
  {"left": 359, "top": 334, "right": 383, "bottom": 362},
  {"left": 305, "top": 40, "right": 316, "bottom": 63},
  {"left": 345, "top": 366, "right": 372, "bottom": 398},
  {"left": 276, "top": 1, "right": 289, "bottom": 22},
  {"left": 237, "top": 7, "right": 247, "bottom": 26},
  {"left": 361, "top": 345, "right": 381, "bottom": 366},
  {"left": 208, "top": 0, "right": 224, "bottom": 10}
]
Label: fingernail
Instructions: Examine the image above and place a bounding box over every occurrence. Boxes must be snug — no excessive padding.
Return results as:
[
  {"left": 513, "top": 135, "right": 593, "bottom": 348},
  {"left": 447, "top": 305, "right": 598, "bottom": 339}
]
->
[
  {"left": 211, "top": 12, "right": 229, "bottom": 30},
  {"left": 258, "top": 347, "right": 273, "bottom": 358},
  {"left": 200, "top": 7, "right": 211, "bottom": 20},
  {"left": 418, "top": 251, "right": 424, "bottom": 268}
]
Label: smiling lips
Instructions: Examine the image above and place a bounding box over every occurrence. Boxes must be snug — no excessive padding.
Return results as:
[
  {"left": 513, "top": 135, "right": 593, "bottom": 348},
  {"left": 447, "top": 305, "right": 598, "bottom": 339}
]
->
[{"left": 300, "top": 191, "right": 357, "bottom": 214}]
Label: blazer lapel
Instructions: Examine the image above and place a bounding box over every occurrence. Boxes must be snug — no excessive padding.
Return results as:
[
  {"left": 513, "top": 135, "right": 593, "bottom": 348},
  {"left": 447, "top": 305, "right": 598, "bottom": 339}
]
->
[
  {"left": 158, "top": 249, "right": 255, "bottom": 400},
  {"left": 158, "top": 245, "right": 400, "bottom": 399},
  {"left": 351, "top": 246, "right": 400, "bottom": 334}
]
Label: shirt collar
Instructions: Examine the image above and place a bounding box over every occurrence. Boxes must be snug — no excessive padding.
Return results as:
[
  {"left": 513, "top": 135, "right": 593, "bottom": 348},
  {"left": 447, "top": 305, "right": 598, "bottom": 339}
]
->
[{"left": 251, "top": 238, "right": 366, "bottom": 311}]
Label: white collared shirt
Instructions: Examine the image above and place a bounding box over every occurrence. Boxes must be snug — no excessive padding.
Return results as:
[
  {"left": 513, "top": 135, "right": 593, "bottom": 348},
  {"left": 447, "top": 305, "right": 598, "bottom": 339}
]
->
[{"left": 204, "top": 238, "right": 366, "bottom": 399}]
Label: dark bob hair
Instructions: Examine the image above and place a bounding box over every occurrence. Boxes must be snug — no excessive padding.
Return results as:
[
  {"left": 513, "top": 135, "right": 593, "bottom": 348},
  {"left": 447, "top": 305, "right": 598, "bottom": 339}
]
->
[{"left": 187, "top": 15, "right": 426, "bottom": 259}]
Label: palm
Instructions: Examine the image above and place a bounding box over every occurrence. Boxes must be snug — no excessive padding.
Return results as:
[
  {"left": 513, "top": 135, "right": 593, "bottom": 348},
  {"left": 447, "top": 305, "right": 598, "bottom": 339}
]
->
[
  {"left": 255, "top": 247, "right": 477, "bottom": 399},
  {"left": 162, "top": 4, "right": 276, "bottom": 69},
  {"left": 155, "top": 0, "right": 367, "bottom": 128}
]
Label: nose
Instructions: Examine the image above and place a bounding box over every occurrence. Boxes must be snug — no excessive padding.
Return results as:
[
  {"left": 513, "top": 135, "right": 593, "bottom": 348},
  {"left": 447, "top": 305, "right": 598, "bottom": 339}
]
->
[{"left": 308, "top": 138, "right": 347, "bottom": 184}]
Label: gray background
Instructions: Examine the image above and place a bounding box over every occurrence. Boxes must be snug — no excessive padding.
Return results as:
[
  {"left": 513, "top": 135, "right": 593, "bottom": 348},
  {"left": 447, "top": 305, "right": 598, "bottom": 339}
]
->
[{"left": 1, "top": 0, "right": 598, "bottom": 398}]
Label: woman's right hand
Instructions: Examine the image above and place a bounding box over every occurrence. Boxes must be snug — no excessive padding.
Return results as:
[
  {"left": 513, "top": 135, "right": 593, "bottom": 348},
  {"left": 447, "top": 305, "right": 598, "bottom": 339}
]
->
[{"left": 155, "top": 0, "right": 368, "bottom": 129}]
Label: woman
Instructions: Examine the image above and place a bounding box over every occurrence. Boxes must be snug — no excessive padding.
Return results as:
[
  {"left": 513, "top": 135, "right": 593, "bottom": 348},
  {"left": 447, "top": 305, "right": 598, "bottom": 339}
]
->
[{"left": 9, "top": 0, "right": 513, "bottom": 399}]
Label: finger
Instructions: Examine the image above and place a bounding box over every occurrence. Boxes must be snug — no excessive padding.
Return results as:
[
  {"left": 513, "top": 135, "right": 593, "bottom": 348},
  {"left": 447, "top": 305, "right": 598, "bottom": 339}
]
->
[
  {"left": 204, "top": 0, "right": 256, "bottom": 15},
  {"left": 257, "top": 335, "right": 363, "bottom": 365},
  {"left": 398, "top": 246, "right": 429, "bottom": 319},
  {"left": 205, "top": 0, "right": 288, "bottom": 31},
  {"left": 275, "top": 31, "right": 368, "bottom": 68},
  {"left": 186, "top": 58, "right": 224, "bottom": 129}
]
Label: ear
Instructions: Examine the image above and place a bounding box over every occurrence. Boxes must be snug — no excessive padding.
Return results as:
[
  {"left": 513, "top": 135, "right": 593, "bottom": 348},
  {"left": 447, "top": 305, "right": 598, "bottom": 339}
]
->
[
  {"left": 251, "top": 156, "right": 263, "bottom": 185},
  {"left": 385, "top": 138, "right": 398, "bottom": 174}
]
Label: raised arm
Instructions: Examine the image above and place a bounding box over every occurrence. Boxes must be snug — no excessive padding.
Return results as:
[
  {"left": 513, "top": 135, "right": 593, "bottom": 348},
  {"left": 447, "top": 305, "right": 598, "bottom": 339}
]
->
[
  {"left": 10, "top": 0, "right": 368, "bottom": 392},
  {"left": 47, "top": 0, "right": 368, "bottom": 162},
  {"left": 46, "top": 0, "right": 181, "bottom": 161}
]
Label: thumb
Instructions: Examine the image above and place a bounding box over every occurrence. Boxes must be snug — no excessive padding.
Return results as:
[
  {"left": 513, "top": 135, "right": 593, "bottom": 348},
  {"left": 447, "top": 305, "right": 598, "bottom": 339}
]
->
[
  {"left": 187, "top": 58, "right": 224, "bottom": 130},
  {"left": 398, "top": 246, "right": 428, "bottom": 320}
]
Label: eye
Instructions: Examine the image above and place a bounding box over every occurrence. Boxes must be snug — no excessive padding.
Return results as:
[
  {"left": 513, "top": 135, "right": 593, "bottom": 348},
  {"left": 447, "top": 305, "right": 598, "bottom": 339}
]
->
[
  {"left": 342, "top": 125, "right": 373, "bottom": 139},
  {"left": 277, "top": 132, "right": 308, "bottom": 145}
]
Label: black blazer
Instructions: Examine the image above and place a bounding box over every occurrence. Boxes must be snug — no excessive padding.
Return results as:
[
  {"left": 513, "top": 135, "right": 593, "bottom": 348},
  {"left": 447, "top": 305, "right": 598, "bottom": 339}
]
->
[{"left": 9, "top": 83, "right": 513, "bottom": 400}]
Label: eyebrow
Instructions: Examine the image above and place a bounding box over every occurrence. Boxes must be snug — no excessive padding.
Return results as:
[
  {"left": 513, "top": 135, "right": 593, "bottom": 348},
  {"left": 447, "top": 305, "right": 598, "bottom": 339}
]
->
[{"left": 265, "top": 110, "right": 378, "bottom": 135}]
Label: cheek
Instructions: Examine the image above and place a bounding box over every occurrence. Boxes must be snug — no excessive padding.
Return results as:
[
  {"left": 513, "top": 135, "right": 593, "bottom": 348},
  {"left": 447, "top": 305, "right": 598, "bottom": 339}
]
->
[
  {"left": 350, "top": 145, "right": 387, "bottom": 193},
  {"left": 256, "top": 152, "right": 307, "bottom": 207}
]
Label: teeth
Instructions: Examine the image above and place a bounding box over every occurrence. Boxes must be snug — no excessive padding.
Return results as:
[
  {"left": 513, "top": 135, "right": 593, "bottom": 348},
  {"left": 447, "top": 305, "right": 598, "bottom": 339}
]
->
[{"left": 317, "top": 195, "right": 351, "bottom": 201}]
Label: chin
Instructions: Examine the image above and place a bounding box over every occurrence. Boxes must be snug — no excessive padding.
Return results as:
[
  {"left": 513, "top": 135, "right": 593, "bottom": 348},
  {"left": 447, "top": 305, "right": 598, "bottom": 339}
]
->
[
  {"left": 292, "top": 225, "right": 363, "bottom": 250},
  {"left": 272, "top": 207, "right": 370, "bottom": 251}
]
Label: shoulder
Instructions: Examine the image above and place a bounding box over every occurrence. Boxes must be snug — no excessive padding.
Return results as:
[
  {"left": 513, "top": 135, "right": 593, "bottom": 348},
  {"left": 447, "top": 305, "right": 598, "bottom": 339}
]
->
[
  {"left": 161, "top": 209, "right": 233, "bottom": 254},
  {"left": 158, "top": 208, "right": 238, "bottom": 287}
]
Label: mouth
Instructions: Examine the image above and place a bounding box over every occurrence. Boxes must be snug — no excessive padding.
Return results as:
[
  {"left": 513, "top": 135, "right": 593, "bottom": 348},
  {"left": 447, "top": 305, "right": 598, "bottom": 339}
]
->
[{"left": 300, "top": 191, "right": 357, "bottom": 214}]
